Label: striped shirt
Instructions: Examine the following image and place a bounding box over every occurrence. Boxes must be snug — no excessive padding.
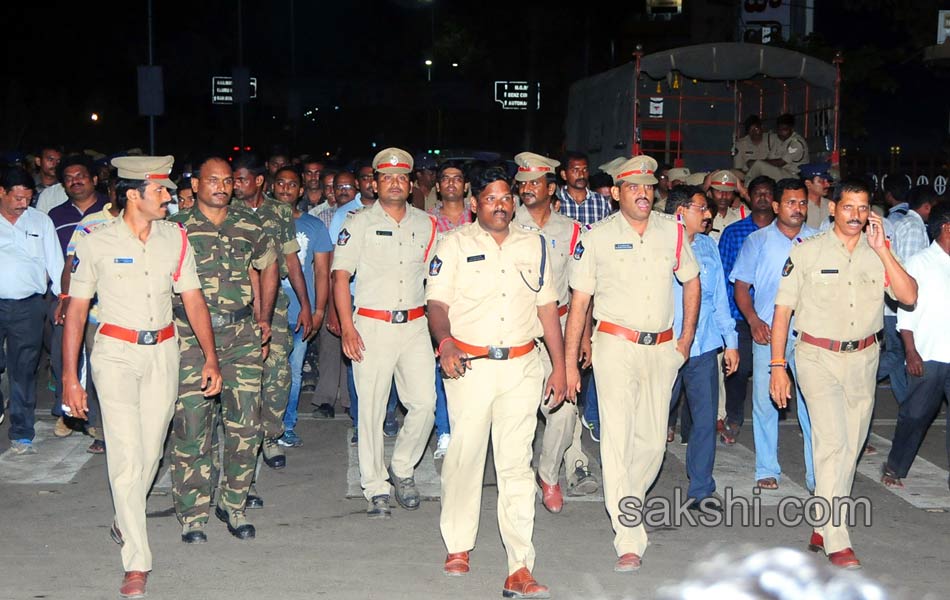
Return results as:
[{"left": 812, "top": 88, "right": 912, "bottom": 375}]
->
[{"left": 556, "top": 186, "right": 612, "bottom": 227}]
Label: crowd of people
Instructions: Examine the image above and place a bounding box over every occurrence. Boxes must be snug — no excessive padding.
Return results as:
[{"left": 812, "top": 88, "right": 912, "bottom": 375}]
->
[{"left": 1, "top": 115, "right": 948, "bottom": 599}]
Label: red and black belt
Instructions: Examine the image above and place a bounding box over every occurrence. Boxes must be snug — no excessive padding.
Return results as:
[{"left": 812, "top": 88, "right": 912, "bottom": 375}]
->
[
  {"left": 99, "top": 323, "right": 175, "bottom": 345},
  {"left": 798, "top": 331, "right": 879, "bottom": 353},
  {"left": 453, "top": 339, "right": 537, "bottom": 361},
  {"left": 596, "top": 321, "right": 674, "bottom": 346},
  {"left": 356, "top": 306, "right": 425, "bottom": 324}
]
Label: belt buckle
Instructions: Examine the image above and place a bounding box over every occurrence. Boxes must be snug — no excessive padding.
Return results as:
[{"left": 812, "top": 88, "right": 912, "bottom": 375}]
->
[
  {"left": 487, "top": 346, "right": 510, "bottom": 360},
  {"left": 840, "top": 340, "right": 858, "bottom": 352},
  {"left": 391, "top": 310, "right": 408, "bottom": 324},
  {"left": 639, "top": 332, "right": 656, "bottom": 346},
  {"left": 210, "top": 314, "right": 227, "bottom": 328},
  {"left": 137, "top": 329, "right": 158, "bottom": 345}
]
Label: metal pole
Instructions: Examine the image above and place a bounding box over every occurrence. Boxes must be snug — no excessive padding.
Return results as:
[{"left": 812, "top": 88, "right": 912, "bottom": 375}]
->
[
  {"left": 147, "top": 0, "right": 155, "bottom": 154},
  {"left": 237, "top": 0, "right": 245, "bottom": 148},
  {"left": 832, "top": 51, "right": 843, "bottom": 168},
  {"left": 632, "top": 45, "right": 643, "bottom": 156}
]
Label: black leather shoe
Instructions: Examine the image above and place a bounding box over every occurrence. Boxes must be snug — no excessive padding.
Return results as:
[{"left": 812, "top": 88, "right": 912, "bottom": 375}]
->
[
  {"left": 246, "top": 494, "right": 264, "bottom": 509},
  {"left": 688, "top": 498, "right": 724, "bottom": 515},
  {"left": 181, "top": 524, "right": 208, "bottom": 544},
  {"left": 215, "top": 505, "right": 256, "bottom": 540}
]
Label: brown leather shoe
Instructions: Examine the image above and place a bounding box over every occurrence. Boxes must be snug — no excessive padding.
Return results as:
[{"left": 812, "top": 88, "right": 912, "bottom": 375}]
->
[
  {"left": 444, "top": 551, "right": 470, "bottom": 576},
  {"left": 119, "top": 571, "right": 148, "bottom": 598},
  {"left": 614, "top": 552, "right": 642, "bottom": 572},
  {"left": 807, "top": 531, "right": 823, "bottom": 552},
  {"left": 828, "top": 547, "right": 862, "bottom": 569},
  {"left": 502, "top": 567, "right": 550, "bottom": 599},
  {"left": 537, "top": 475, "right": 563, "bottom": 514}
]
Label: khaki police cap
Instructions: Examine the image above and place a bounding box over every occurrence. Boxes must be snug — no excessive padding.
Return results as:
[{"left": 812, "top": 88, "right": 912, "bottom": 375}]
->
[
  {"left": 685, "top": 172, "right": 708, "bottom": 186},
  {"left": 709, "top": 169, "right": 739, "bottom": 191},
  {"left": 514, "top": 152, "right": 560, "bottom": 182},
  {"left": 613, "top": 155, "right": 659, "bottom": 185},
  {"left": 667, "top": 167, "right": 691, "bottom": 184},
  {"left": 111, "top": 155, "right": 177, "bottom": 190},
  {"left": 372, "top": 147, "right": 414, "bottom": 174},
  {"left": 597, "top": 156, "right": 627, "bottom": 178}
]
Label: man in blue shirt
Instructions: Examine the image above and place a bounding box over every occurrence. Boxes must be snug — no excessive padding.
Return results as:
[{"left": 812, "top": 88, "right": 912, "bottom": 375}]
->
[
  {"left": 666, "top": 186, "right": 739, "bottom": 509},
  {"left": 731, "top": 178, "right": 818, "bottom": 491},
  {"left": 717, "top": 176, "right": 776, "bottom": 443},
  {"left": 0, "top": 167, "right": 64, "bottom": 454},
  {"left": 271, "top": 166, "right": 333, "bottom": 447}
]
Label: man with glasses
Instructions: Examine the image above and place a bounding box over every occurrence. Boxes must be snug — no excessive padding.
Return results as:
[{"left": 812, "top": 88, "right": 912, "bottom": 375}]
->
[
  {"left": 731, "top": 178, "right": 818, "bottom": 492},
  {"left": 664, "top": 186, "right": 739, "bottom": 512}
]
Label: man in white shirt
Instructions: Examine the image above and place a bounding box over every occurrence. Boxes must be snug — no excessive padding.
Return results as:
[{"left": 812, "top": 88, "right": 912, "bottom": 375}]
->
[
  {"left": 882, "top": 203, "right": 950, "bottom": 488},
  {"left": 892, "top": 186, "right": 938, "bottom": 262},
  {"left": 0, "top": 167, "right": 64, "bottom": 454}
]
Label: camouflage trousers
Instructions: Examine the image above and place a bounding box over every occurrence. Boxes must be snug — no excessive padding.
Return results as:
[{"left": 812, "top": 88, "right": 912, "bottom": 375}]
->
[
  {"left": 171, "top": 318, "right": 263, "bottom": 525},
  {"left": 260, "top": 303, "right": 291, "bottom": 441}
]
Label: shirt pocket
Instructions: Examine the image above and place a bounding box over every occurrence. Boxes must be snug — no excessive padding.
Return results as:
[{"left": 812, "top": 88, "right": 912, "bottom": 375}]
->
[
  {"left": 807, "top": 269, "right": 840, "bottom": 303},
  {"left": 367, "top": 230, "right": 399, "bottom": 266},
  {"left": 458, "top": 259, "right": 495, "bottom": 302},
  {"left": 856, "top": 272, "right": 883, "bottom": 303}
]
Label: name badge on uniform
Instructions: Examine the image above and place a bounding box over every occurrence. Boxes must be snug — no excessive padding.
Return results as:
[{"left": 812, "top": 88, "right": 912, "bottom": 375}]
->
[
  {"left": 375, "top": 230, "right": 393, "bottom": 236},
  {"left": 114, "top": 258, "right": 134, "bottom": 264},
  {"left": 614, "top": 243, "right": 633, "bottom": 250},
  {"left": 820, "top": 269, "right": 839, "bottom": 274},
  {"left": 466, "top": 255, "right": 486, "bottom": 263}
]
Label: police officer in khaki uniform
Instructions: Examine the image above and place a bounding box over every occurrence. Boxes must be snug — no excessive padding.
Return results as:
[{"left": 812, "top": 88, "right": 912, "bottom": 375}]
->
[
  {"left": 428, "top": 165, "right": 565, "bottom": 598},
  {"left": 746, "top": 113, "right": 809, "bottom": 181},
  {"left": 331, "top": 147, "right": 438, "bottom": 517},
  {"left": 564, "top": 155, "right": 701, "bottom": 572},
  {"left": 513, "top": 152, "right": 599, "bottom": 513},
  {"left": 62, "top": 156, "right": 223, "bottom": 599},
  {"left": 770, "top": 178, "right": 916, "bottom": 569},
  {"left": 708, "top": 170, "right": 748, "bottom": 241},
  {"left": 733, "top": 115, "right": 777, "bottom": 174}
]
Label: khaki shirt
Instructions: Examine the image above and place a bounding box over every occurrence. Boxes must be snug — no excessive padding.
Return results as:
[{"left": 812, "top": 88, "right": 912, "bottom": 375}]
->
[
  {"left": 70, "top": 217, "right": 201, "bottom": 330},
  {"left": 331, "top": 201, "right": 437, "bottom": 310},
  {"left": 513, "top": 205, "right": 582, "bottom": 308},
  {"left": 569, "top": 211, "right": 700, "bottom": 332},
  {"left": 805, "top": 196, "right": 832, "bottom": 230},
  {"left": 767, "top": 132, "right": 809, "bottom": 175},
  {"left": 733, "top": 133, "right": 776, "bottom": 172},
  {"left": 711, "top": 205, "right": 748, "bottom": 241},
  {"left": 168, "top": 205, "right": 277, "bottom": 313},
  {"left": 426, "top": 222, "right": 557, "bottom": 347},
  {"left": 774, "top": 231, "right": 897, "bottom": 340}
]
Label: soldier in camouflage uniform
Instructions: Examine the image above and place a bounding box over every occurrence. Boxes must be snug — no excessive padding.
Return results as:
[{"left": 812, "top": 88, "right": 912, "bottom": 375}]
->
[
  {"left": 169, "top": 157, "right": 279, "bottom": 543},
  {"left": 232, "top": 154, "right": 312, "bottom": 478}
]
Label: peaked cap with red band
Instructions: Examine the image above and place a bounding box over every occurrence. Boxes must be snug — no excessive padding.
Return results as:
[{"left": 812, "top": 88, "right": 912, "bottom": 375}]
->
[
  {"left": 513, "top": 152, "right": 560, "bottom": 182},
  {"left": 372, "top": 147, "right": 414, "bottom": 174},
  {"left": 111, "top": 155, "right": 177, "bottom": 190},
  {"left": 614, "top": 155, "right": 659, "bottom": 185}
]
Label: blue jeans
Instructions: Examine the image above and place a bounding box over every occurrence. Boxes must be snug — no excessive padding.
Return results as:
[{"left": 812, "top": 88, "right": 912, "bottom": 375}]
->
[
  {"left": 582, "top": 371, "right": 599, "bottom": 424},
  {"left": 877, "top": 314, "right": 908, "bottom": 404},
  {"left": 435, "top": 365, "right": 450, "bottom": 436},
  {"left": 670, "top": 349, "right": 719, "bottom": 500},
  {"left": 282, "top": 328, "right": 308, "bottom": 432},
  {"left": 752, "top": 335, "right": 815, "bottom": 490}
]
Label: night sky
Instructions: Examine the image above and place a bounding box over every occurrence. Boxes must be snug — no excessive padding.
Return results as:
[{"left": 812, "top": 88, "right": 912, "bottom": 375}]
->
[{"left": 3, "top": 0, "right": 948, "bottom": 165}]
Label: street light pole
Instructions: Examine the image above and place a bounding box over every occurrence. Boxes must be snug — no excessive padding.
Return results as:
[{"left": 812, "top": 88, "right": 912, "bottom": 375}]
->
[{"left": 147, "top": 0, "right": 155, "bottom": 154}]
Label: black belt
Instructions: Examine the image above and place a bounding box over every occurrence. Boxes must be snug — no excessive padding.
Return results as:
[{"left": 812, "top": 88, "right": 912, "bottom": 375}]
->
[{"left": 173, "top": 305, "right": 253, "bottom": 329}]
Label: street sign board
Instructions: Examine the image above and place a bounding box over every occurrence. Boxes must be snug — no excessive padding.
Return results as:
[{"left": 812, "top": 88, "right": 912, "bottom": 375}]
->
[
  {"left": 212, "top": 76, "right": 258, "bottom": 105},
  {"left": 493, "top": 81, "right": 540, "bottom": 110}
]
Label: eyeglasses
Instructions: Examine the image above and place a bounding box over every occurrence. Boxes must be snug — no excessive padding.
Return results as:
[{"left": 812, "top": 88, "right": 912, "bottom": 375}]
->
[
  {"left": 334, "top": 184, "right": 355, "bottom": 191},
  {"left": 687, "top": 203, "right": 711, "bottom": 212}
]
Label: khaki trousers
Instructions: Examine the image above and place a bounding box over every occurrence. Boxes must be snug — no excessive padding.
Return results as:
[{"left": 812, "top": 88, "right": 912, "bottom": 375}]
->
[
  {"left": 537, "top": 327, "right": 588, "bottom": 486},
  {"left": 745, "top": 160, "right": 797, "bottom": 182},
  {"left": 592, "top": 331, "right": 684, "bottom": 557},
  {"left": 91, "top": 332, "right": 180, "bottom": 573},
  {"left": 794, "top": 341, "right": 878, "bottom": 554},
  {"left": 440, "top": 350, "right": 543, "bottom": 575},
  {"left": 353, "top": 314, "right": 435, "bottom": 499}
]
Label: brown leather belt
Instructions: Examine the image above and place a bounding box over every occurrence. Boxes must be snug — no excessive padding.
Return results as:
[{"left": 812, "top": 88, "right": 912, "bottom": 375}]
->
[
  {"left": 798, "top": 331, "right": 878, "bottom": 353},
  {"left": 597, "top": 321, "right": 674, "bottom": 346},
  {"left": 453, "top": 339, "right": 536, "bottom": 360},
  {"left": 356, "top": 306, "right": 425, "bottom": 324},
  {"left": 99, "top": 323, "right": 175, "bottom": 345},
  {"left": 557, "top": 304, "right": 569, "bottom": 317}
]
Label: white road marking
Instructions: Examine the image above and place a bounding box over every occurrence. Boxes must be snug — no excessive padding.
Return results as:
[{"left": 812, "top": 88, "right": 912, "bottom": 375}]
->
[{"left": 857, "top": 432, "right": 950, "bottom": 511}]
